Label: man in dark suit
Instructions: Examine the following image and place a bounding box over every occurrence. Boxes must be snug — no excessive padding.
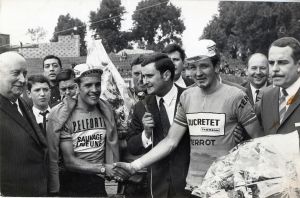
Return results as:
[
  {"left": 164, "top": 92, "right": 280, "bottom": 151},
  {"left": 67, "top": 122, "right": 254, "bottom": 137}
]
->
[
  {"left": 0, "top": 52, "right": 48, "bottom": 196},
  {"left": 242, "top": 53, "right": 271, "bottom": 105},
  {"left": 163, "top": 44, "right": 194, "bottom": 88},
  {"left": 127, "top": 53, "right": 190, "bottom": 198},
  {"left": 257, "top": 37, "right": 300, "bottom": 135},
  {"left": 43, "top": 55, "right": 62, "bottom": 107}
]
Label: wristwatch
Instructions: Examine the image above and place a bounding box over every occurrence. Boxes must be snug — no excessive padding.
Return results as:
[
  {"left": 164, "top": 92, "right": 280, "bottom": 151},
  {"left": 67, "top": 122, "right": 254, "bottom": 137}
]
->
[{"left": 100, "top": 165, "right": 106, "bottom": 174}]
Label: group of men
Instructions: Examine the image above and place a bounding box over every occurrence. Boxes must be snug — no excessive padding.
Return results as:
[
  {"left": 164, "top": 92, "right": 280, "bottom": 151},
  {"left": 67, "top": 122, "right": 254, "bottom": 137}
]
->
[{"left": 0, "top": 36, "right": 299, "bottom": 197}]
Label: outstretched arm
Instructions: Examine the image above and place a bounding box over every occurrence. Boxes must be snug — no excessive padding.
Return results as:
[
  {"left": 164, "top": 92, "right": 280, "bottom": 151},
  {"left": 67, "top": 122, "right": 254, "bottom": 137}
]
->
[
  {"left": 115, "top": 122, "right": 187, "bottom": 175},
  {"left": 60, "top": 140, "right": 129, "bottom": 180}
]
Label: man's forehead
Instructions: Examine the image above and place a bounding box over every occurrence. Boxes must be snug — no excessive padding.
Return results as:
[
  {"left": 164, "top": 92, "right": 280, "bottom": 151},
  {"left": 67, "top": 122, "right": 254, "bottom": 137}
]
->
[
  {"left": 188, "top": 57, "right": 212, "bottom": 66},
  {"left": 268, "top": 46, "right": 293, "bottom": 59},
  {"left": 0, "top": 52, "right": 27, "bottom": 70},
  {"left": 141, "top": 62, "right": 156, "bottom": 72},
  {"left": 44, "top": 58, "right": 59, "bottom": 64},
  {"left": 32, "top": 82, "right": 50, "bottom": 88}
]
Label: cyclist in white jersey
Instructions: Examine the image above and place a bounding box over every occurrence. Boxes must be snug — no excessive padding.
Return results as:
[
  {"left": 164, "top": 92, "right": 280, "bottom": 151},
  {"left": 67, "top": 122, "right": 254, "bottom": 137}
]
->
[{"left": 114, "top": 39, "right": 264, "bottom": 197}]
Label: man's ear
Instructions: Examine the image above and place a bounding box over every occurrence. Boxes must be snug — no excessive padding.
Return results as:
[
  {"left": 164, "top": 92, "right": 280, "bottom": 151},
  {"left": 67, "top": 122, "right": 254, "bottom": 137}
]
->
[
  {"left": 27, "top": 90, "right": 31, "bottom": 99},
  {"left": 163, "top": 70, "right": 171, "bottom": 81},
  {"left": 297, "top": 60, "right": 300, "bottom": 73}
]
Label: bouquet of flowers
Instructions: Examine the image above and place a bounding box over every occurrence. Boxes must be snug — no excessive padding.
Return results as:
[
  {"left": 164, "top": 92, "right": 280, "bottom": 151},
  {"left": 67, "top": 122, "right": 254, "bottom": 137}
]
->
[
  {"left": 192, "top": 131, "right": 300, "bottom": 198},
  {"left": 86, "top": 39, "right": 135, "bottom": 138}
]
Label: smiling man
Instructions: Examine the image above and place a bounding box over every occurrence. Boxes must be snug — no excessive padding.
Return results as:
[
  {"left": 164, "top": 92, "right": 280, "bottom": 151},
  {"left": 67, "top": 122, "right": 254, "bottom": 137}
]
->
[
  {"left": 115, "top": 40, "right": 263, "bottom": 197},
  {"left": 126, "top": 53, "right": 190, "bottom": 198},
  {"left": 0, "top": 52, "right": 47, "bottom": 196},
  {"left": 46, "top": 63, "right": 126, "bottom": 196},
  {"left": 242, "top": 53, "right": 270, "bottom": 105},
  {"left": 256, "top": 37, "right": 300, "bottom": 135}
]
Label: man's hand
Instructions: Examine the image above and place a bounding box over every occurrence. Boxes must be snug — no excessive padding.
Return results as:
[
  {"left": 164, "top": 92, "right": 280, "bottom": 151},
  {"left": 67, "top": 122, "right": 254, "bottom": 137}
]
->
[
  {"left": 103, "top": 164, "right": 131, "bottom": 182},
  {"left": 113, "top": 162, "right": 137, "bottom": 178},
  {"left": 233, "top": 124, "right": 245, "bottom": 144},
  {"left": 142, "top": 112, "right": 154, "bottom": 138}
]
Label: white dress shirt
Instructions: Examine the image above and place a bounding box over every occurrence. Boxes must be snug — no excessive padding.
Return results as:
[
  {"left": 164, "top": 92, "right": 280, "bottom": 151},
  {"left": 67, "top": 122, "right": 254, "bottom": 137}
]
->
[
  {"left": 142, "top": 84, "right": 178, "bottom": 148},
  {"left": 281, "top": 77, "right": 300, "bottom": 109},
  {"left": 32, "top": 106, "right": 51, "bottom": 124},
  {"left": 250, "top": 82, "right": 267, "bottom": 103},
  {"left": 174, "top": 75, "right": 187, "bottom": 88}
]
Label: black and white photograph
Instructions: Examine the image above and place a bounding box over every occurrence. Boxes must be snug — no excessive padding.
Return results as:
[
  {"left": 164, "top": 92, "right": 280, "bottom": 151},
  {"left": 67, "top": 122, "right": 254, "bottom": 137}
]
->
[{"left": 0, "top": 0, "right": 300, "bottom": 197}]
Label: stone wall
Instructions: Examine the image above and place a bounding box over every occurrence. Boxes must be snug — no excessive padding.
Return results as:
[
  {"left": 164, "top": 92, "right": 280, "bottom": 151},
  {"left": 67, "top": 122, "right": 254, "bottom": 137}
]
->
[{"left": 19, "top": 35, "right": 80, "bottom": 58}]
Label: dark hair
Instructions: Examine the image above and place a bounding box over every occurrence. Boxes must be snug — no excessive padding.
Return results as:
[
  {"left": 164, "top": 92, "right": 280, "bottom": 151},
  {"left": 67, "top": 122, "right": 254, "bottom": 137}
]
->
[
  {"left": 162, "top": 43, "right": 186, "bottom": 61},
  {"left": 141, "top": 53, "right": 175, "bottom": 80},
  {"left": 270, "top": 37, "right": 300, "bottom": 63},
  {"left": 130, "top": 55, "right": 145, "bottom": 68},
  {"left": 27, "top": 75, "right": 50, "bottom": 91},
  {"left": 56, "top": 69, "right": 75, "bottom": 83},
  {"left": 43, "top": 55, "right": 62, "bottom": 68}
]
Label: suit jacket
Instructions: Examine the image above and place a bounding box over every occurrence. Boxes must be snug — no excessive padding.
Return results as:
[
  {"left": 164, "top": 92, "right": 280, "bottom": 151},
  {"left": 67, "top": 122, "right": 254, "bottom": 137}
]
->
[
  {"left": 241, "top": 81, "right": 271, "bottom": 105},
  {"left": 127, "top": 86, "right": 190, "bottom": 198},
  {"left": 0, "top": 94, "right": 48, "bottom": 196},
  {"left": 256, "top": 86, "right": 300, "bottom": 135}
]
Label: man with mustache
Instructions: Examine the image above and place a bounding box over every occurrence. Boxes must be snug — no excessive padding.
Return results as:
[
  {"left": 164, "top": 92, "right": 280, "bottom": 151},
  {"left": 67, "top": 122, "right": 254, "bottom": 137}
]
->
[
  {"left": 0, "top": 52, "right": 48, "bottom": 196},
  {"left": 126, "top": 53, "right": 190, "bottom": 198},
  {"left": 46, "top": 63, "right": 127, "bottom": 196},
  {"left": 114, "top": 40, "right": 263, "bottom": 197},
  {"left": 242, "top": 53, "right": 271, "bottom": 105},
  {"left": 256, "top": 37, "right": 300, "bottom": 135},
  {"left": 27, "top": 75, "right": 51, "bottom": 136},
  {"left": 43, "top": 55, "right": 62, "bottom": 107}
]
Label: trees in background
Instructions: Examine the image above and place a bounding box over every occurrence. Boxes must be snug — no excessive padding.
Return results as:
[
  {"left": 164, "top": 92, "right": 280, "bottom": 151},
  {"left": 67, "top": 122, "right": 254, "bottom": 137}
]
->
[
  {"left": 52, "top": 14, "right": 87, "bottom": 56},
  {"left": 89, "top": 0, "right": 131, "bottom": 53},
  {"left": 202, "top": 1, "right": 300, "bottom": 59},
  {"left": 26, "top": 27, "right": 47, "bottom": 44},
  {"left": 131, "top": 0, "right": 185, "bottom": 51}
]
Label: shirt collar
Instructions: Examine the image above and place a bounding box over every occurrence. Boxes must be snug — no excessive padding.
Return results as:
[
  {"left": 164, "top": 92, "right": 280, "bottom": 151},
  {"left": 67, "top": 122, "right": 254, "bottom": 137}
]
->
[
  {"left": 156, "top": 84, "right": 178, "bottom": 107},
  {"left": 174, "top": 75, "right": 186, "bottom": 88},
  {"left": 282, "top": 76, "right": 300, "bottom": 97},
  {"left": 250, "top": 81, "right": 267, "bottom": 92},
  {"left": 32, "top": 105, "right": 50, "bottom": 115}
]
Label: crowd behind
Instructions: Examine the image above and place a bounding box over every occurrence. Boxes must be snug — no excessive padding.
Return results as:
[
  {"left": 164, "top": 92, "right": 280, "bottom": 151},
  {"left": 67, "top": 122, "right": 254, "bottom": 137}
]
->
[{"left": 0, "top": 36, "right": 299, "bottom": 197}]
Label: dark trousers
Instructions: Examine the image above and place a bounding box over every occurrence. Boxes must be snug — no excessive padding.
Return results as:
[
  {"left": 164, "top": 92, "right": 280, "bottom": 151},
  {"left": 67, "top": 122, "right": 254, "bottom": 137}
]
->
[{"left": 59, "top": 171, "right": 107, "bottom": 197}]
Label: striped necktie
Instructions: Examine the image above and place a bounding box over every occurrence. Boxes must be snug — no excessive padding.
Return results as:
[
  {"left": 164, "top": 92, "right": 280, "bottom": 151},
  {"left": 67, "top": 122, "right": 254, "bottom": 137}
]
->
[{"left": 279, "top": 89, "right": 288, "bottom": 123}]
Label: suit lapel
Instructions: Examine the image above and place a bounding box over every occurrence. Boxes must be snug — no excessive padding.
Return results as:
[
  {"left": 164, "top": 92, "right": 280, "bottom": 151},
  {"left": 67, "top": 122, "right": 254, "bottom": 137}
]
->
[
  {"left": 0, "top": 95, "right": 45, "bottom": 147},
  {"left": 281, "top": 88, "right": 300, "bottom": 125},
  {"left": 245, "top": 83, "right": 254, "bottom": 105},
  {"left": 19, "top": 98, "right": 47, "bottom": 147},
  {"left": 270, "top": 87, "right": 280, "bottom": 133}
]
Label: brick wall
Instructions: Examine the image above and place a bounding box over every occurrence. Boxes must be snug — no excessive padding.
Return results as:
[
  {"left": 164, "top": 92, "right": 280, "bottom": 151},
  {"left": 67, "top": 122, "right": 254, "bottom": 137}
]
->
[{"left": 19, "top": 35, "right": 80, "bottom": 58}]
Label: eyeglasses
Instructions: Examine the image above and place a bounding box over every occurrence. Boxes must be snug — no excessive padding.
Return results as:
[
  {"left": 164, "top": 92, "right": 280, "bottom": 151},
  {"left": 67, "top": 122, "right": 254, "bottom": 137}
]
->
[{"left": 60, "top": 84, "right": 76, "bottom": 92}]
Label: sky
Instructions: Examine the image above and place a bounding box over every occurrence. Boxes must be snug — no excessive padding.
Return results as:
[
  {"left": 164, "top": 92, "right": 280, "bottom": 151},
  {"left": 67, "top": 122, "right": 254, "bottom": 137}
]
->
[{"left": 0, "top": 0, "right": 220, "bottom": 56}]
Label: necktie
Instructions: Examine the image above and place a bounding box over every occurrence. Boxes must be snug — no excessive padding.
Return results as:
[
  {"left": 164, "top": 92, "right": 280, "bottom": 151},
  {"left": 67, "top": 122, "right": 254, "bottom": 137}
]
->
[
  {"left": 255, "top": 89, "right": 260, "bottom": 103},
  {"left": 39, "top": 110, "right": 49, "bottom": 135},
  {"left": 279, "top": 89, "right": 288, "bottom": 124},
  {"left": 159, "top": 98, "right": 170, "bottom": 136}
]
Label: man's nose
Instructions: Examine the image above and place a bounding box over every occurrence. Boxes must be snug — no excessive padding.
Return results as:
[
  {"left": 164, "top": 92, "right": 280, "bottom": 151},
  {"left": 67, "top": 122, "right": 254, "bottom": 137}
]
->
[
  {"left": 271, "top": 62, "right": 280, "bottom": 72},
  {"left": 196, "top": 67, "right": 203, "bottom": 76},
  {"left": 18, "top": 73, "right": 26, "bottom": 83}
]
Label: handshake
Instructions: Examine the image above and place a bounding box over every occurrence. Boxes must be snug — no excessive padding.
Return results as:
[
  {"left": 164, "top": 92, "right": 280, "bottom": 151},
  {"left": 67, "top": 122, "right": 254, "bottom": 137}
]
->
[{"left": 101, "top": 162, "right": 138, "bottom": 182}]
